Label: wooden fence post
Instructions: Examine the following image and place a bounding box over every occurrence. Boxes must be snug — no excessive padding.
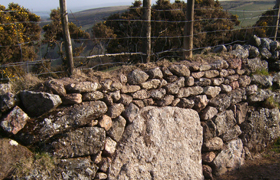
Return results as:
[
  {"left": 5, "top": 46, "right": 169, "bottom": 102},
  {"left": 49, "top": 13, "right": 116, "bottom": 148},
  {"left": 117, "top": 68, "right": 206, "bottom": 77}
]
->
[
  {"left": 60, "top": 0, "right": 74, "bottom": 76},
  {"left": 274, "top": 0, "right": 280, "bottom": 41},
  {"left": 183, "top": 0, "right": 194, "bottom": 59},
  {"left": 143, "top": 0, "right": 151, "bottom": 63}
]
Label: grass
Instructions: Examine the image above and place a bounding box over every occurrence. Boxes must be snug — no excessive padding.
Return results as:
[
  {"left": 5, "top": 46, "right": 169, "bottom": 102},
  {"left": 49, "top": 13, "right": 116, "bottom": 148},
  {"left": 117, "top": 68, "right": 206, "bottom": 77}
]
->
[
  {"left": 12, "top": 152, "right": 55, "bottom": 179},
  {"left": 271, "top": 137, "right": 280, "bottom": 153},
  {"left": 220, "top": 1, "right": 275, "bottom": 27},
  {"left": 253, "top": 68, "right": 270, "bottom": 76}
]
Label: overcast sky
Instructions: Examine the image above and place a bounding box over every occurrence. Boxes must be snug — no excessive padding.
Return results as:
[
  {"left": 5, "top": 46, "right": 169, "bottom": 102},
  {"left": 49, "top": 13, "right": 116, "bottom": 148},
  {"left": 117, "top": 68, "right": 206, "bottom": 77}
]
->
[{"left": 1, "top": 0, "right": 163, "bottom": 12}]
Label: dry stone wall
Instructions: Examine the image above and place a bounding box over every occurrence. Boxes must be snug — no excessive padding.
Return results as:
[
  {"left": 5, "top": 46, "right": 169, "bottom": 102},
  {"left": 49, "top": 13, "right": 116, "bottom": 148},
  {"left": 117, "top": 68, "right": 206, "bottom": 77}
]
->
[{"left": 1, "top": 55, "right": 280, "bottom": 179}]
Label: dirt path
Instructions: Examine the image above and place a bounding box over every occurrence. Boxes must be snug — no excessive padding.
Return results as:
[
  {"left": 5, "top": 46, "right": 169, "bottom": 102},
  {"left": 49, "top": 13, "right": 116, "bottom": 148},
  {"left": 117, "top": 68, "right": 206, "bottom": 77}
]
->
[{"left": 215, "top": 148, "right": 280, "bottom": 180}]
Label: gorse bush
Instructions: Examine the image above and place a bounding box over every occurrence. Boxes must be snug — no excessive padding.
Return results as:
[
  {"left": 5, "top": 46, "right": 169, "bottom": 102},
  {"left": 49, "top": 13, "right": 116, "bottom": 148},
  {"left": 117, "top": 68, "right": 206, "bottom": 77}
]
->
[
  {"left": 0, "top": 3, "right": 41, "bottom": 64},
  {"left": 92, "top": 0, "right": 240, "bottom": 62}
]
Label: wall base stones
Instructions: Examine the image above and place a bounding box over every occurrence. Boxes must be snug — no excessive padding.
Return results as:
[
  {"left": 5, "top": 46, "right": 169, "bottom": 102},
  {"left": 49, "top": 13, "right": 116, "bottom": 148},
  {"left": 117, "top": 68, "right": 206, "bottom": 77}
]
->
[
  {"left": 108, "top": 107, "right": 203, "bottom": 180},
  {"left": 1, "top": 48, "right": 280, "bottom": 179}
]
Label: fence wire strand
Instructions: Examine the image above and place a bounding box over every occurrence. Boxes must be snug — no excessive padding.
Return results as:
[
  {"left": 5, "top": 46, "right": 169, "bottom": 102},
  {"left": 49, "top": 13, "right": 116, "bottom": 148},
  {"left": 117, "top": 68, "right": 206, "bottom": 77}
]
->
[{"left": 0, "top": 3, "right": 279, "bottom": 80}]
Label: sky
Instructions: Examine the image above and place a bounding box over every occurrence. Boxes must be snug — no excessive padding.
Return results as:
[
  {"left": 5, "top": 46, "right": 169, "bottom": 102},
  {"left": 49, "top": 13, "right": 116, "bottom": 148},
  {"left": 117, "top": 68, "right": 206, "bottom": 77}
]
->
[{"left": 1, "top": 0, "right": 162, "bottom": 12}]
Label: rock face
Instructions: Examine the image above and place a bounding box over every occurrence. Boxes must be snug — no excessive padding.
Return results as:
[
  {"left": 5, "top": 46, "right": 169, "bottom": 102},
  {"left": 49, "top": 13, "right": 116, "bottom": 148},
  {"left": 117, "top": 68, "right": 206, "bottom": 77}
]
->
[
  {"left": 108, "top": 107, "right": 203, "bottom": 180},
  {"left": 0, "top": 138, "right": 33, "bottom": 179},
  {"left": 20, "top": 91, "right": 62, "bottom": 117},
  {"left": 51, "top": 127, "right": 106, "bottom": 158}
]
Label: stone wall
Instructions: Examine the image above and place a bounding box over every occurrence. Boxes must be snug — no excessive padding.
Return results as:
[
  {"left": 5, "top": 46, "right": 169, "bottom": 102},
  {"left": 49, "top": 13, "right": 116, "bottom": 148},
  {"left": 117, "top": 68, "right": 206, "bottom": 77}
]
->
[{"left": 1, "top": 54, "right": 280, "bottom": 179}]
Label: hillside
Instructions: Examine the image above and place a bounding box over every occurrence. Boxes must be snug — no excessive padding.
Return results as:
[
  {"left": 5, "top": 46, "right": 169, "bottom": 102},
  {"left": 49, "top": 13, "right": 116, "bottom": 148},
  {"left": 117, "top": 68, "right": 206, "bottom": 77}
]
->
[
  {"left": 220, "top": 0, "right": 275, "bottom": 27},
  {"left": 40, "top": 6, "right": 129, "bottom": 31}
]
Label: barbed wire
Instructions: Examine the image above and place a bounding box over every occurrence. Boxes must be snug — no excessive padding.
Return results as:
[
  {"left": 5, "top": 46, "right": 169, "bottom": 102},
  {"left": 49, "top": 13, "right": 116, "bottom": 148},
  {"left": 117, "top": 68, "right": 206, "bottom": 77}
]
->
[{"left": 0, "top": 4, "right": 279, "bottom": 80}]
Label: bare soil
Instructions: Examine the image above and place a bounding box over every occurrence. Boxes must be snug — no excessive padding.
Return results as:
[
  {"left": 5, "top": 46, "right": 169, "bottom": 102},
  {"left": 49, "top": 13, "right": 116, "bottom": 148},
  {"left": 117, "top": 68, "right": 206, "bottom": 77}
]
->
[{"left": 215, "top": 147, "right": 280, "bottom": 180}]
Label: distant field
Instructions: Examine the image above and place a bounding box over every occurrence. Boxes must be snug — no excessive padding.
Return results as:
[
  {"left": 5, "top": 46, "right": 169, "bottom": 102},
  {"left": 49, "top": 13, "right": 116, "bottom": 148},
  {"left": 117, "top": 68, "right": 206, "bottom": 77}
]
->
[{"left": 220, "top": 1, "right": 275, "bottom": 27}]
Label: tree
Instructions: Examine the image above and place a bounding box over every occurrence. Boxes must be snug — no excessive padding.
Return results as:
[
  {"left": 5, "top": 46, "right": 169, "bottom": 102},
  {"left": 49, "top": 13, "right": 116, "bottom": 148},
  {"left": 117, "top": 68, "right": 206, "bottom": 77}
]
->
[
  {"left": 42, "top": 8, "right": 90, "bottom": 58},
  {"left": 0, "top": 3, "right": 41, "bottom": 64},
  {"left": 91, "top": 0, "right": 240, "bottom": 62}
]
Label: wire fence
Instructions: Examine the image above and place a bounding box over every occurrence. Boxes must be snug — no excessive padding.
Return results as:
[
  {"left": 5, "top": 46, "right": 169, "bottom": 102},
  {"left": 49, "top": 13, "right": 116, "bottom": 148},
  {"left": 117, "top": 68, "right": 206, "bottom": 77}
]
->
[{"left": 0, "top": 1, "right": 278, "bottom": 81}]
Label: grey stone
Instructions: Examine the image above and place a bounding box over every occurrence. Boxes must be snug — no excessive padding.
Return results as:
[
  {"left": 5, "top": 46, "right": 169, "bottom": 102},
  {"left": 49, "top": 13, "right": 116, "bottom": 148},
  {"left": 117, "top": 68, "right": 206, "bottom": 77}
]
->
[
  {"left": 108, "top": 91, "right": 121, "bottom": 102},
  {"left": 119, "top": 94, "right": 133, "bottom": 106},
  {"left": 213, "top": 78, "right": 224, "bottom": 86},
  {"left": 201, "top": 106, "right": 218, "bottom": 121},
  {"left": 82, "top": 91, "right": 104, "bottom": 101},
  {"left": 61, "top": 93, "right": 82, "bottom": 105},
  {"left": 16, "top": 101, "right": 107, "bottom": 145},
  {"left": 1, "top": 106, "right": 29, "bottom": 134},
  {"left": 204, "top": 86, "right": 221, "bottom": 98},
  {"left": 148, "top": 67, "right": 163, "bottom": 79},
  {"left": 228, "top": 58, "right": 242, "bottom": 70},
  {"left": 246, "top": 85, "right": 258, "bottom": 95},
  {"left": 199, "top": 64, "right": 212, "bottom": 71},
  {"left": 108, "top": 103, "right": 125, "bottom": 118},
  {"left": 99, "top": 157, "right": 112, "bottom": 172},
  {"left": 141, "top": 79, "right": 161, "bottom": 90},
  {"left": 161, "top": 66, "right": 173, "bottom": 76},
  {"left": 186, "top": 76, "right": 195, "bottom": 86},
  {"left": 203, "top": 137, "right": 223, "bottom": 151},
  {"left": 241, "top": 108, "right": 280, "bottom": 152},
  {"left": 150, "top": 88, "right": 166, "bottom": 100},
  {"left": 249, "top": 46, "right": 259, "bottom": 58},
  {"left": 20, "top": 90, "right": 62, "bottom": 117},
  {"left": 45, "top": 79, "right": 66, "bottom": 96},
  {"left": 51, "top": 127, "right": 106, "bottom": 158},
  {"left": 0, "top": 92, "right": 18, "bottom": 112},
  {"left": 166, "top": 75, "right": 178, "bottom": 83},
  {"left": 219, "top": 69, "right": 229, "bottom": 78},
  {"left": 99, "top": 115, "right": 112, "bottom": 131},
  {"left": 213, "top": 45, "right": 227, "bottom": 53},
  {"left": 261, "top": 38, "right": 272, "bottom": 50},
  {"left": 213, "top": 110, "right": 237, "bottom": 137},
  {"left": 221, "top": 125, "right": 242, "bottom": 142},
  {"left": 261, "top": 47, "right": 272, "bottom": 60},
  {"left": 205, "top": 70, "right": 220, "bottom": 78},
  {"left": 107, "top": 116, "right": 126, "bottom": 142},
  {"left": 110, "top": 81, "right": 123, "bottom": 91},
  {"left": 227, "top": 75, "right": 239, "bottom": 82},
  {"left": 202, "top": 152, "right": 216, "bottom": 164},
  {"left": 251, "top": 35, "right": 261, "bottom": 47},
  {"left": 177, "top": 86, "right": 204, "bottom": 98},
  {"left": 178, "top": 98, "right": 195, "bottom": 108},
  {"left": 54, "top": 157, "right": 98, "bottom": 180},
  {"left": 195, "top": 78, "right": 212, "bottom": 86},
  {"left": 233, "top": 103, "right": 248, "bottom": 124},
  {"left": 166, "top": 77, "right": 185, "bottom": 94},
  {"left": 156, "top": 95, "right": 174, "bottom": 106},
  {"left": 220, "top": 84, "right": 232, "bottom": 93},
  {"left": 248, "top": 89, "right": 271, "bottom": 102},
  {"left": 104, "top": 137, "right": 117, "bottom": 156},
  {"left": 121, "top": 85, "right": 141, "bottom": 93},
  {"left": 120, "top": 74, "right": 127, "bottom": 84},
  {"left": 0, "top": 83, "right": 11, "bottom": 95},
  {"left": 231, "top": 49, "right": 249, "bottom": 59},
  {"left": 133, "top": 100, "right": 145, "bottom": 108},
  {"left": 270, "top": 41, "right": 280, "bottom": 51},
  {"left": 209, "top": 94, "right": 232, "bottom": 112},
  {"left": 108, "top": 107, "right": 203, "bottom": 180},
  {"left": 251, "top": 74, "right": 273, "bottom": 88},
  {"left": 239, "top": 75, "right": 251, "bottom": 87},
  {"left": 123, "top": 103, "right": 140, "bottom": 123},
  {"left": 203, "top": 165, "right": 213, "bottom": 180},
  {"left": 201, "top": 120, "right": 217, "bottom": 142},
  {"left": 193, "top": 95, "right": 208, "bottom": 112},
  {"left": 246, "top": 57, "right": 268, "bottom": 72},
  {"left": 95, "top": 172, "right": 108, "bottom": 180},
  {"left": 169, "top": 64, "right": 190, "bottom": 77},
  {"left": 213, "top": 139, "right": 244, "bottom": 176},
  {"left": 65, "top": 81, "right": 100, "bottom": 93},
  {"left": 132, "top": 89, "right": 149, "bottom": 99},
  {"left": 127, "top": 69, "right": 149, "bottom": 85},
  {"left": 192, "top": 71, "right": 205, "bottom": 79}
]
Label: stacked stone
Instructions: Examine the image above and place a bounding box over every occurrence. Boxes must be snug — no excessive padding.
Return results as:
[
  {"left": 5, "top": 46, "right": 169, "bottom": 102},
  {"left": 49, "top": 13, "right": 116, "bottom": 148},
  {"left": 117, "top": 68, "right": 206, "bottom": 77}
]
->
[{"left": 1, "top": 54, "right": 280, "bottom": 179}]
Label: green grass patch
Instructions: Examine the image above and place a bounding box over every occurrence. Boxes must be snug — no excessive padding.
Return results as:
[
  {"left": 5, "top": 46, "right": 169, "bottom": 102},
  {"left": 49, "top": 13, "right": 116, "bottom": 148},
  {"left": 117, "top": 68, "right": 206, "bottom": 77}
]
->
[{"left": 253, "top": 68, "right": 270, "bottom": 76}]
